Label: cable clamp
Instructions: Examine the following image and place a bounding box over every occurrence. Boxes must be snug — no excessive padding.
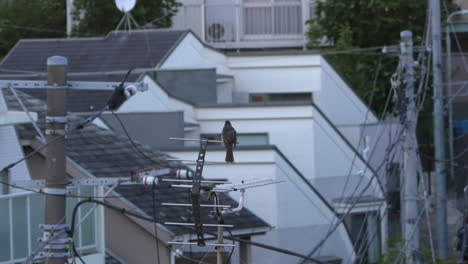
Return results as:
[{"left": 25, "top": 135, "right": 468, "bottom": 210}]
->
[
  {"left": 45, "top": 129, "right": 66, "bottom": 135},
  {"left": 42, "top": 188, "right": 67, "bottom": 195},
  {"left": 35, "top": 252, "right": 71, "bottom": 259},
  {"left": 39, "top": 224, "right": 70, "bottom": 231},
  {"left": 45, "top": 85, "right": 68, "bottom": 89},
  {"left": 46, "top": 116, "right": 68, "bottom": 123}
]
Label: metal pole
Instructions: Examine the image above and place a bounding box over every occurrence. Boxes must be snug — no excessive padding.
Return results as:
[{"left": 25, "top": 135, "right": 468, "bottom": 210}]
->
[
  {"left": 217, "top": 216, "right": 224, "bottom": 264},
  {"left": 446, "top": 20, "right": 455, "bottom": 183},
  {"left": 216, "top": 195, "right": 224, "bottom": 264},
  {"left": 1, "top": 169, "right": 10, "bottom": 195},
  {"left": 66, "top": 0, "right": 73, "bottom": 37},
  {"left": 431, "top": 0, "right": 448, "bottom": 258},
  {"left": 44, "top": 56, "right": 68, "bottom": 264},
  {"left": 400, "top": 30, "right": 420, "bottom": 264},
  {"left": 463, "top": 185, "right": 468, "bottom": 263}
]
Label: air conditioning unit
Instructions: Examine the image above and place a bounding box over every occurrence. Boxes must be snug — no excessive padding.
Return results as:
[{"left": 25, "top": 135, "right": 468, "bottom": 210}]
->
[{"left": 206, "top": 22, "right": 234, "bottom": 42}]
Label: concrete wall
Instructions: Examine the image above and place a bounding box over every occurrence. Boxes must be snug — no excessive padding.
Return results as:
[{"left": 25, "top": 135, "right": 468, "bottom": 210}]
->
[{"left": 195, "top": 105, "right": 315, "bottom": 178}]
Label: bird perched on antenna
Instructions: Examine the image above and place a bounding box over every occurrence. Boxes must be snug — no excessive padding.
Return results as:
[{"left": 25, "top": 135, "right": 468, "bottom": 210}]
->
[{"left": 222, "top": 121, "right": 237, "bottom": 163}]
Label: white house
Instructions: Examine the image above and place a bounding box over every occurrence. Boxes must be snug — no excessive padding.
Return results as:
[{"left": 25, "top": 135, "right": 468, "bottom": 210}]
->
[
  {"left": 0, "top": 29, "right": 394, "bottom": 263},
  {"left": 115, "top": 31, "right": 387, "bottom": 263},
  {"left": 171, "top": 0, "right": 317, "bottom": 49}
]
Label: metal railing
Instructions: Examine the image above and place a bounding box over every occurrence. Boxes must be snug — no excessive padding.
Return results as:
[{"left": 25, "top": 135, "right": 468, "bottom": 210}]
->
[
  {"left": 174, "top": 0, "right": 316, "bottom": 48},
  {"left": 0, "top": 188, "right": 98, "bottom": 264}
]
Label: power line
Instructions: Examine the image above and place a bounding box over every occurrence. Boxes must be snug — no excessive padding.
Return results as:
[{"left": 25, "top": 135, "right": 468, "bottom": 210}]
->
[
  {"left": 68, "top": 198, "right": 326, "bottom": 264},
  {"left": 110, "top": 111, "right": 163, "bottom": 167},
  {"left": 306, "top": 58, "right": 405, "bottom": 259}
]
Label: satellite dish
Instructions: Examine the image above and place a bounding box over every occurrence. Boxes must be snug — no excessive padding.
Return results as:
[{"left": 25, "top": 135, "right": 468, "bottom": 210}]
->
[{"left": 115, "top": 0, "right": 136, "bottom": 13}]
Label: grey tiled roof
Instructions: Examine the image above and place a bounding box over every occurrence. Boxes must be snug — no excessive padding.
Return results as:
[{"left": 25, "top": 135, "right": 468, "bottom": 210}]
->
[
  {"left": 0, "top": 30, "right": 188, "bottom": 73},
  {"left": 3, "top": 88, "right": 269, "bottom": 235},
  {"left": 16, "top": 88, "right": 112, "bottom": 113}
]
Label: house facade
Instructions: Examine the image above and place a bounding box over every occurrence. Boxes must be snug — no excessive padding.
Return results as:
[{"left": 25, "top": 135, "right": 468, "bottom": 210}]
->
[
  {"left": 171, "top": 0, "right": 317, "bottom": 49},
  {"left": 0, "top": 29, "right": 395, "bottom": 263}
]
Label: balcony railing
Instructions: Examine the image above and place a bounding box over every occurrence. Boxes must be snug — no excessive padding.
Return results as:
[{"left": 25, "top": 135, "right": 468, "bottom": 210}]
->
[
  {"left": 0, "top": 187, "right": 100, "bottom": 264},
  {"left": 173, "top": 0, "right": 316, "bottom": 49}
]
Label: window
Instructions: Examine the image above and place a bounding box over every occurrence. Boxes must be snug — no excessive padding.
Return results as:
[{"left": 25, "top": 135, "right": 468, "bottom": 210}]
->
[
  {"left": 201, "top": 133, "right": 269, "bottom": 146},
  {"left": 0, "top": 187, "right": 98, "bottom": 263},
  {"left": 243, "top": 0, "right": 302, "bottom": 35},
  {"left": 250, "top": 92, "right": 313, "bottom": 103},
  {"left": 238, "top": 133, "right": 269, "bottom": 145}
]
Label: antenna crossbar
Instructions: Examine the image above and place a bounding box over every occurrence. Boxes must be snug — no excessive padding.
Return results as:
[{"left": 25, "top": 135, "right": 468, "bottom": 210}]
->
[{"left": 170, "top": 137, "right": 224, "bottom": 143}]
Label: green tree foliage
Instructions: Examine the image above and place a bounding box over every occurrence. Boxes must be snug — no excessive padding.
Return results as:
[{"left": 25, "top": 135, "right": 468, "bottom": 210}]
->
[
  {"left": 0, "top": 0, "right": 66, "bottom": 57},
  {"left": 306, "top": 0, "right": 428, "bottom": 115},
  {"left": 72, "top": 0, "right": 181, "bottom": 36},
  {"left": 0, "top": 0, "right": 180, "bottom": 58}
]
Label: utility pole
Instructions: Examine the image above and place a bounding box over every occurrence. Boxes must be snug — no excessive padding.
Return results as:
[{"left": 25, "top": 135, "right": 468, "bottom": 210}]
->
[
  {"left": 431, "top": 0, "right": 448, "bottom": 258},
  {"left": 66, "top": 0, "right": 73, "bottom": 37},
  {"left": 217, "top": 215, "right": 224, "bottom": 264},
  {"left": 44, "top": 56, "right": 68, "bottom": 264},
  {"left": 400, "top": 30, "right": 420, "bottom": 264}
]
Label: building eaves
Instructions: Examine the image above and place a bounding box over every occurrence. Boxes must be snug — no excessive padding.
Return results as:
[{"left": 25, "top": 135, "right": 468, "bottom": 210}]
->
[
  {"left": 225, "top": 49, "right": 321, "bottom": 57},
  {"left": 332, "top": 195, "right": 386, "bottom": 204},
  {"left": 162, "top": 144, "right": 277, "bottom": 152},
  {"left": 195, "top": 101, "right": 312, "bottom": 108}
]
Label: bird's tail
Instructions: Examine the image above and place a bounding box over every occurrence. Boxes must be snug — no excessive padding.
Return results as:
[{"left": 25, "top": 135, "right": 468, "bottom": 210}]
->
[{"left": 225, "top": 146, "right": 234, "bottom": 163}]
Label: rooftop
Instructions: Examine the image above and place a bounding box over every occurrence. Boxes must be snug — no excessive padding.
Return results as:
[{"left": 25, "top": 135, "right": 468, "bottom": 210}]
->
[
  {"left": 0, "top": 30, "right": 189, "bottom": 73},
  {"left": 3, "top": 88, "right": 269, "bottom": 236}
]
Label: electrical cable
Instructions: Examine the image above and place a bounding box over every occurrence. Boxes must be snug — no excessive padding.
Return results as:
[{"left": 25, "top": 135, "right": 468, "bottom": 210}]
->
[
  {"left": 72, "top": 242, "right": 87, "bottom": 264},
  {"left": 68, "top": 198, "right": 325, "bottom": 264},
  {"left": 309, "top": 35, "right": 432, "bottom": 259},
  {"left": 319, "top": 55, "right": 384, "bottom": 251},
  {"left": 152, "top": 186, "right": 162, "bottom": 264},
  {"left": 304, "top": 128, "right": 405, "bottom": 261},
  {"left": 307, "top": 73, "right": 399, "bottom": 259},
  {"left": 110, "top": 111, "right": 162, "bottom": 167},
  {"left": 353, "top": 42, "right": 432, "bottom": 262},
  {"left": 224, "top": 227, "right": 235, "bottom": 264},
  {"left": 0, "top": 105, "right": 108, "bottom": 176}
]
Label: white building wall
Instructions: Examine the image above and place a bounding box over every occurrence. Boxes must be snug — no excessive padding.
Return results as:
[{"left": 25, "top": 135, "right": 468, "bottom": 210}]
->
[
  {"left": 317, "top": 57, "right": 378, "bottom": 125},
  {"left": 160, "top": 33, "right": 231, "bottom": 75},
  {"left": 196, "top": 105, "right": 315, "bottom": 178},
  {"left": 227, "top": 55, "right": 321, "bottom": 95},
  {"left": 0, "top": 91, "right": 31, "bottom": 188},
  {"left": 311, "top": 107, "right": 384, "bottom": 199},
  {"left": 118, "top": 76, "right": 197, "bottom": 123}
]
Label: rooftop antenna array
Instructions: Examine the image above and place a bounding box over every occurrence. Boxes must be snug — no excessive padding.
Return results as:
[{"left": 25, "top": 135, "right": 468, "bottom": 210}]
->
[
  {"left": 114, "top": 0, "right": 140, "bottom": 32},
  {"left": 162, "top": 137, "right": 282, "bottom": 261}
]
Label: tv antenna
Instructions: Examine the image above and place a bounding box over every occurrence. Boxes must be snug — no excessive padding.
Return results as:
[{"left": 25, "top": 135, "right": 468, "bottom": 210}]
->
[
  {"left": 114, "top": 0, "right": 140, "bottom": 32},
  {"left": 161, "top": 137, "right": 282, "bottom": 263}
]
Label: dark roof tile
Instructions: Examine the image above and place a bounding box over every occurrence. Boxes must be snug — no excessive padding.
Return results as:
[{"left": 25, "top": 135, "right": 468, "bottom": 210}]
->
[{"left": 1, "top": 30, "right": 188, "bottom": 73}]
